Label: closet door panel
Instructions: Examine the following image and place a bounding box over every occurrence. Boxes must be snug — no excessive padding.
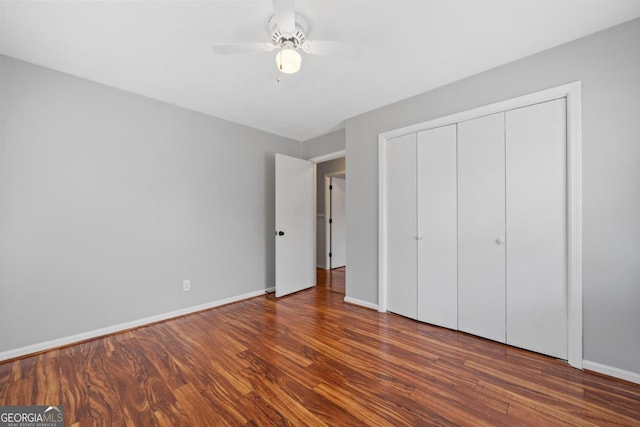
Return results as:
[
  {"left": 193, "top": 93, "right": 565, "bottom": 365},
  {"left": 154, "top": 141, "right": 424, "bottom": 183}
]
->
[
  {"left": 386, "top": 133, "right": 417, "bottom": 319},
  {"left": 458, "top": 113, "right": 506, "bottom": 343},
  {"left": 506, "top": 99, "right": 568, "bottom": 359},
  {"left": 417, "top": 125, "right": 458, "bottom": 329}
]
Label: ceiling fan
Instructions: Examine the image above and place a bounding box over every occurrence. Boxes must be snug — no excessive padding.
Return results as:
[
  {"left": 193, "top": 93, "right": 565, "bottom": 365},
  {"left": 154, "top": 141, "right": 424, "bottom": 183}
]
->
[{"left": 211, "top": 0, "right": 359, "bottom": 74}]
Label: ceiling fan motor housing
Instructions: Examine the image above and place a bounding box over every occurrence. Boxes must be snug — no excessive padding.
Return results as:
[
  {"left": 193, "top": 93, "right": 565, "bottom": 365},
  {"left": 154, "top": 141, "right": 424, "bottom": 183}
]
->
[{"left": 269, "top": 14, "right": 307, "bottom": 49}]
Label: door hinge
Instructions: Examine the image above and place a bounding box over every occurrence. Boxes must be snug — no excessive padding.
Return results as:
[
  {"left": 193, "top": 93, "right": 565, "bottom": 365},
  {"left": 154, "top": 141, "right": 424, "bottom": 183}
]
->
[
  {"left": 329, "top": 185, "right": 333, "bottom": 190},
  {"left": 329, "top": 252, "right": 332, "bottom": 257},
  {"left": 329, "top": 218, "right": 333, "bottom": 224}
]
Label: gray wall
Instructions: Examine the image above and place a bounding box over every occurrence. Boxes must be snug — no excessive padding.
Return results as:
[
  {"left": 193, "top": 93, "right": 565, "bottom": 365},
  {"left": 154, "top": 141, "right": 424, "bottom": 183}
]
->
[
  {"left": 303, "top": 128, "right": 345, "bottom": 159},
  {"left": 315, "top": 157, "right": 346, "bottom": 268},
  {"left": 345, "top": 18, "right": 640, "bottom": 374},
  {"left": 0, "top": 55, "right": 301, "bottom": 352}
]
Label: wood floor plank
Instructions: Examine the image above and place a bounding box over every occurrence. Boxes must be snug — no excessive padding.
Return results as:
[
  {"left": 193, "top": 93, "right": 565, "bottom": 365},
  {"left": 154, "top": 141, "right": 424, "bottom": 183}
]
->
[
  {"left": 1, "top": 268, "right": 639, "bottom": 425},
  {"left": 237, "top": 392, "right": 292, "bottom": 426},
  {"left": 239, "top": 352, "right": 328, "bottom": 427},
  {"left": 505, "top": 399, "right": 587, "bottom": 427},
  {"left": 313, "top": 381, "right": 416, "bottom": 426},
  {"left": 172, "top": 382, "right": 241, "bottom": 426},
  {"left": 32, "top": 356, "right": 61, "bottom": 405},
  {"left": 237, "top": 350, "right": 359, "bottom": 426},
  {"left": 408, "top": 385, "right": 511, "bottom": 426},
  {"left": 466, "top": 359, "right": 640, "bottom": 425},
  {"left": 301, "top": 344, "right": 416, "bottom": 397}
]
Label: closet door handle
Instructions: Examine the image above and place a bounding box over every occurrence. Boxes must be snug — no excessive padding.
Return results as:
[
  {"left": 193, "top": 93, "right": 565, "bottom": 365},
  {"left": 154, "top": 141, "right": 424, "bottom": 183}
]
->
[
  {"left": 495, "top": 237, "right": 505, "bottom": 244},
  {"left": 415, "top": 236, "right": 424, "bottom": 241}
]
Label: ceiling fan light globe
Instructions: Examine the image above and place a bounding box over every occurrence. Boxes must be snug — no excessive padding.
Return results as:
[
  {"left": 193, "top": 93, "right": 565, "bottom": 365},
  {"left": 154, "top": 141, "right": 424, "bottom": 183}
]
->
[{"left": 276, "top": 48, "right": 302, "bottom": 74}]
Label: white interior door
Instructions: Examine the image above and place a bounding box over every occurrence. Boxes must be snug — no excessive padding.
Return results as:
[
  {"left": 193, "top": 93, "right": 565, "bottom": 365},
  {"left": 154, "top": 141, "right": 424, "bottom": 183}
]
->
[
  {"left": 330, "top": 177, "right": 346, "bottom": 268},
  {"left": 458, "top": 113, "right": 506, "bottom": 343},
  {"left": 386, "top": 133, "right": 417, "bottom": 319},
  {"left": 417, "top": 125, "right": 458, "bottom": 329},
  {"left": 506, "top": 99, "right": 568, "bottom": 359},
  {"left": 275, "top": 154, "right": 315, "bottom": 297}
]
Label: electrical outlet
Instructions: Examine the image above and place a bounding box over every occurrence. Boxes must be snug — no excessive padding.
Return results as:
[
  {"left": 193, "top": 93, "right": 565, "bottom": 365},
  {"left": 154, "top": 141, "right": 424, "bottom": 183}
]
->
[{"left": 183, "top": 279, "right": 191, "bottom": 292}]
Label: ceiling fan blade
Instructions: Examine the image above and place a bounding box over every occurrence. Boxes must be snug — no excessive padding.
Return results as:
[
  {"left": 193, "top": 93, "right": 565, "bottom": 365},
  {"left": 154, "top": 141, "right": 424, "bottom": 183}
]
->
[
  {"left": 302, "top": 40, "right": 362, "bottom": 57},
  {"left": 273, "top": 0, "right": 296, "bottom": 34},
  {"left": 212, "top": 43, "right": 277, "bottom": 55}
]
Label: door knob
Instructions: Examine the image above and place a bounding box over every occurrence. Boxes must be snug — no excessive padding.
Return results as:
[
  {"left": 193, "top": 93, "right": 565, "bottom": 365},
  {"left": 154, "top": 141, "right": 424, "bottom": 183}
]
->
[
  {"left": 496, "top": 237, "right": 505, "bottom": 244},
  {"left": 415, "top": 236, "right": 424, "bottom": 240},
  {"left": 278, "top": 231, "right": 285, "bottom": 236}
]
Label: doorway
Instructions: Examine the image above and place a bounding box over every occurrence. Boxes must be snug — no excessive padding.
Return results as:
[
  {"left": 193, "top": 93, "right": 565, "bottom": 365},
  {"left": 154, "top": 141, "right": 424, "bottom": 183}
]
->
[
  {"left": 313, "top": 154, "right": 346, "bottom": 295},
  {"left": 274, "top": 150, "right": 346, "bottom": 298}
]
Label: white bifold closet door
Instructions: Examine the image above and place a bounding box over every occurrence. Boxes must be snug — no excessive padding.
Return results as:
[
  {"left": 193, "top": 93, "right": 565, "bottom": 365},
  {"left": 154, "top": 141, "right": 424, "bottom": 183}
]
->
[
  {"left": 506, "top": 99, "right": 567, "bottom": 359},
  {"left": 385, "top": 96, "right": 568, "bottom": 360},
  {"left": 386, "top": 133, "right": 417, "bottom": 319},
  {"left": 457, "top": 112, "right": 507, "bottom": 343},
  {"left": 417, "top": 125, "right": 458, "bottom": 329}
]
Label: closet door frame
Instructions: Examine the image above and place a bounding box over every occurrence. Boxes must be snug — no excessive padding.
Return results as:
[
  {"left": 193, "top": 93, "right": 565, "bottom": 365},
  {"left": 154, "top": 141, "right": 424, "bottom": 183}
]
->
[{"left": 378, "top": 81, "right": 583, "bottom": 369}]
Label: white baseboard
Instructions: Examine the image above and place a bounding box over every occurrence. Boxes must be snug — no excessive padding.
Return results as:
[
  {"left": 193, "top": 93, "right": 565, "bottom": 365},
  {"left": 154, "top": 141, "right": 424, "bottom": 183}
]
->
[
  {"left": 583, "top": 360, "right": 640, "bottom": 384},
  {"left": 344, "top": 296, "right": 378, "bottom": 311},
  {"left": 316, "top": 264, "right": 326, "bottom": 269},
  {"left": 0, "top": 288, "right": 272, "bottom": 362},
  {"left": 265, "top": 286, "right": 275, "bottom": 293}
]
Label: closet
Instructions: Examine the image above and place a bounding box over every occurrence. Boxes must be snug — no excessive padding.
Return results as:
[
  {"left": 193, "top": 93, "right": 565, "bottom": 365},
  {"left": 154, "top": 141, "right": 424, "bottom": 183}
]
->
[{"left": 386, "top": 98, "right": 568, "bottom": 360}]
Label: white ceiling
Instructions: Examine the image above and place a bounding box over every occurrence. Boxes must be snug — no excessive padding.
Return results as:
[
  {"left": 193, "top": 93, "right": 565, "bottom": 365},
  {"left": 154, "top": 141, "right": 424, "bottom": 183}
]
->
[{"left": 2, "top": 1, "right": 640, "bottom": 142}]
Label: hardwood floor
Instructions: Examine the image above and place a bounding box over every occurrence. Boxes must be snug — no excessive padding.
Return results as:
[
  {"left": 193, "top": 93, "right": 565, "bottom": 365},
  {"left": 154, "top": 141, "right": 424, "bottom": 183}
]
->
[
  {"left": 1, "top": 275, "right": 639, "bottom": 426},
  {"left": 316, "top": 267, "right": 345, "bottom": 294}
]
